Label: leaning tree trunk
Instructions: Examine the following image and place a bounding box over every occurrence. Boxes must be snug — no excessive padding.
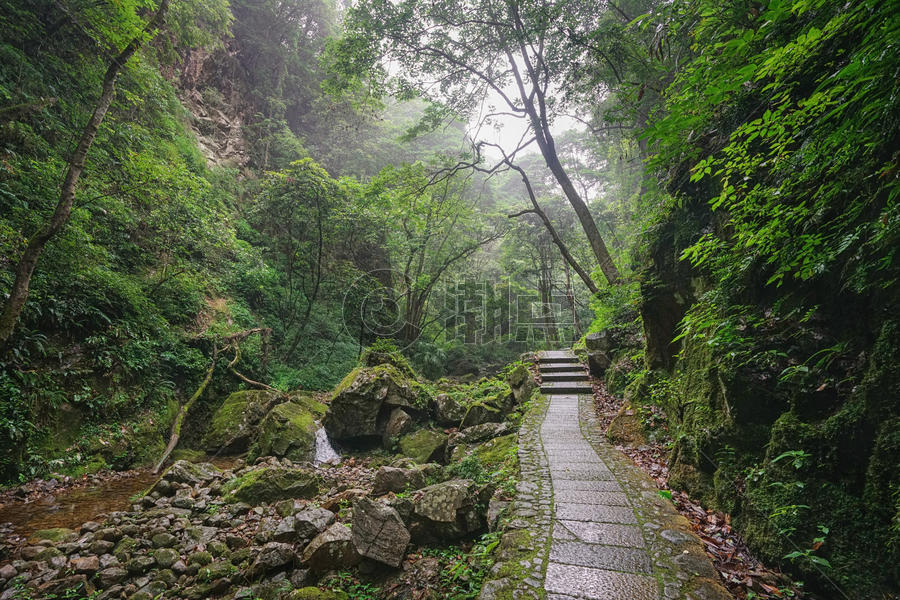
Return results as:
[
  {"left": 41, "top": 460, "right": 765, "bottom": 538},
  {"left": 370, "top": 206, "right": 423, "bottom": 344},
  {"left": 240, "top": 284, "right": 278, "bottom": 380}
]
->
[
  {"left": 508, "top": 163, "right": 601, "bottom": 295},
  {"left": 538, "top": 138, "right": 621, "bottom": 286},
  {"left": 153, "top": 344, "right": 218, "bottom": 474},
  {"left": 0, "top": 0, "right": 171, "bottom": 347}
]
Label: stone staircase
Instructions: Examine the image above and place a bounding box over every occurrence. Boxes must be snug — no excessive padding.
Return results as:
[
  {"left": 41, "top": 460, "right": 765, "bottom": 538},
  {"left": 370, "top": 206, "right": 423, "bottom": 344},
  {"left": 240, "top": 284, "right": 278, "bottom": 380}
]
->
[{"left": 538, "top": 350, "right": 592, "bottom": 395}]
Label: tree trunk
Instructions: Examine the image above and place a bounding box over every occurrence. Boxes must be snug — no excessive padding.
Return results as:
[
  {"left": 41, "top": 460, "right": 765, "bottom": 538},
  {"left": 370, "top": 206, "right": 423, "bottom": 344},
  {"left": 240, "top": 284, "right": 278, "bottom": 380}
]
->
[
  {"left": 508, "top": 163, "right": 600, "bottom": 295},
  {"left": 538, "top": 136, "right": 621, "bottom": 286},
  {"left": 153, "top": 343, "right": 217, "bottom": 474},
  {"left": 0, "top": 0, "right": 171, "bottom": 347}
]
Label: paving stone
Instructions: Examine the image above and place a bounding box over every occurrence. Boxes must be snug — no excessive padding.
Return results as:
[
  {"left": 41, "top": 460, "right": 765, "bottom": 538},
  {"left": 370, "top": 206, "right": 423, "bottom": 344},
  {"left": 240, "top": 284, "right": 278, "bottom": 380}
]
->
[
  {"left": 552, "top": 490, "right": 629, "bottom": 506},
  {"left": 551, "top": 469, "right": 616, "bottom": 481},
  {"left": 545, "top": 563, "right": 658, "bottom": 599},
  {"left": 554, "top": 521, "right": 645, "bottom": 548},
  {"left": 550, "top": 541, "right": 652, "bottom": 573},
  {"left": 551, "top": 479, "right": 623, "bottom": 492},
  {"left": 555, "top": 503, "right": 637, "bottom": 524}
]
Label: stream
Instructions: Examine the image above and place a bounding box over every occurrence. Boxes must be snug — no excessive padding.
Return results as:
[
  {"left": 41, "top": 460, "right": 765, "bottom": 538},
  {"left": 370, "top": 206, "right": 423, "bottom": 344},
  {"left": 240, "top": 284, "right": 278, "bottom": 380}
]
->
[{"left": 0, "top": 457, "right": 239, "bottom": 542}]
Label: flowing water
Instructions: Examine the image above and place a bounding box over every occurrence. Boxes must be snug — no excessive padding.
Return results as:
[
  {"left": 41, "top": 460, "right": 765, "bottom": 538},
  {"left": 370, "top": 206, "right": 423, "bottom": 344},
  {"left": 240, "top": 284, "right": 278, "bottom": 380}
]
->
[{"left": 313, "top": 424, "right": 341, "bottom": 466}]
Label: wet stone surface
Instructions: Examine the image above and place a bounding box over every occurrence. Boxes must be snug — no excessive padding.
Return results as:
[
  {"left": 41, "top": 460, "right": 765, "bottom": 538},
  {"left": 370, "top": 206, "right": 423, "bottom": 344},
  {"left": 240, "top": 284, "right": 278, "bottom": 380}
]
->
[{"left": 545, "top": 563, "right": 658, "bottom": 599}]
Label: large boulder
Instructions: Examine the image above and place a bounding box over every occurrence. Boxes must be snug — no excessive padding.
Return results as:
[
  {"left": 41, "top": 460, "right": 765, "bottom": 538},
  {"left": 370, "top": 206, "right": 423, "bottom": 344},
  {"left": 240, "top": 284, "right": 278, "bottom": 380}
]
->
[
  {"left": 372, "top": 466, "right": 427, "bottom": 496},
  {"left": 351, "top": 498, "right": 410, "bottom": 567},
  {"left": 411, "top": 479, "right": 491, "bottom": 540},
  {"left": 300, "top": 523, "right": 360, "bottom": 571},
  {"left": 460, "top": 402, "right": 504, "bottom": 428},
  {"left": 323, "top": 366, "right": 419, "bottom": 442},
  {"left": 248, "top": 397, "right": 326, "bottom": 463},
  {"left": 398, "top": 429, "right": 447, "bottom": 464},
  {"left": 159, "top": 460, "right": 221, "bottom": 487},
  {"left": 433, "top": 393, "right": 467, "bottom": 426},
  {"left": 505, "top": 364, "right": 535, "bottom": 405},
  {"left": 222, "top": 466, "right": 321, "bottom": 504},
  {"left": 203, "top": 390, "right": 280, "bottom": 454}
]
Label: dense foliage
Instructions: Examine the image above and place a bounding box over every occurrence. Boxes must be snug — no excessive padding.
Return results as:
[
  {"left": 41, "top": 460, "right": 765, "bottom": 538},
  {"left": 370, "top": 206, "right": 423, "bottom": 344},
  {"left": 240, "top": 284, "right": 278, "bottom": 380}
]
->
[{"left": 1, "top": 0, "right": 897, "bottom": 597}]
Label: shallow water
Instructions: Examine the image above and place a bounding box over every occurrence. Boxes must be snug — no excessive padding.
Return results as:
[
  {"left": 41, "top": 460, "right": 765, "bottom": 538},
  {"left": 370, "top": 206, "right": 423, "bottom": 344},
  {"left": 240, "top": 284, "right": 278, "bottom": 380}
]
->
[{"left": 0, "top": 457, "right": 238, "bottom": 540}]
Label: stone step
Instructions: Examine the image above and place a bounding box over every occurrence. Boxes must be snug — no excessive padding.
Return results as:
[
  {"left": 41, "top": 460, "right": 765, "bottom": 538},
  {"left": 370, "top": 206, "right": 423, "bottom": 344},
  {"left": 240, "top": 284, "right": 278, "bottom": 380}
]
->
[
  {"left": 539, "top": 350, "right": 578, "bottom": 364},
  {"left": 540, "top": 382, "right": 593, "bottom": 394},
  {"left": 540, "top": 364, "right": 586, "bottom": 373},
  {"left": 539, "top": 356, "right": 580, "bottom": 364},
  {"left": 542, "top": 373, "right": 590, "bottom": 383}
]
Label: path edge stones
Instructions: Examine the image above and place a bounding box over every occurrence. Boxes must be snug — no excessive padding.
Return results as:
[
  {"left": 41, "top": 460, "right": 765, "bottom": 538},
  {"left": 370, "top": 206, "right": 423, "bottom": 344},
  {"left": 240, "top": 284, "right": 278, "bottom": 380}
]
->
[
  {"left": 479, "top": 391, "right": 552, "bottom": 600},
  {"left": 576, "top": 394, "right": 733, "bottom": 600}
]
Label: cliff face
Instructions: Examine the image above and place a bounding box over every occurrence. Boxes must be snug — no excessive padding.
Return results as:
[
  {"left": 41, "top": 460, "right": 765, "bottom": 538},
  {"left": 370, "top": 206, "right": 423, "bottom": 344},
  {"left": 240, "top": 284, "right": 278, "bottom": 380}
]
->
[
  {"left": 628, "top": 202, "right": 900, "bottom": 596},
  {"left": 166, "top": 45, "right": 252, "bottom": 170}
]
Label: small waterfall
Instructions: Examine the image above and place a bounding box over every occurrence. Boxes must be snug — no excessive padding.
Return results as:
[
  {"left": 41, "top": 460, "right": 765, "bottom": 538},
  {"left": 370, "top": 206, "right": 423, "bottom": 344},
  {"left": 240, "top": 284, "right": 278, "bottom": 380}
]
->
[{"left": 313, "top": 423, "right": 341, "bottom": 466}]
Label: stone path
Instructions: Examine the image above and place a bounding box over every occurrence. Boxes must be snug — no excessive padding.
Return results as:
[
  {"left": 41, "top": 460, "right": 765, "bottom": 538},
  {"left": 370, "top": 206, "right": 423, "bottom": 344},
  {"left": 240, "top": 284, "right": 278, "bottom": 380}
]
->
[
  {"left": 539, "top": 350, "right": 658, "bottom": 600},
  {"left": 480, "top": 351, "right": 732, "bottom": 600}
]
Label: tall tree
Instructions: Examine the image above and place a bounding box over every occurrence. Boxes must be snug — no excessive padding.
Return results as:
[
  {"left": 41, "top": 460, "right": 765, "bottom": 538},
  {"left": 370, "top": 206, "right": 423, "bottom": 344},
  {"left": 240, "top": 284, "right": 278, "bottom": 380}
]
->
[
  {"left": 0, "top": 0, "right": 172, "bottom": 346},
  {"left": 365, "top": 163, "right": 505, "bottom": 344},
  {"left": 325, "top": 0, "right": 625, "bottom": 285}
]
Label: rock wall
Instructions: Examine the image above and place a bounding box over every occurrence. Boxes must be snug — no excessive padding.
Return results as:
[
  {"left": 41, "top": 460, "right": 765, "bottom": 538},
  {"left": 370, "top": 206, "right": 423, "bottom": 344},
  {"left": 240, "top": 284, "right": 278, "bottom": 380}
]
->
[{"left": 630, "top": 206, "right": 900, "bottom": 596}]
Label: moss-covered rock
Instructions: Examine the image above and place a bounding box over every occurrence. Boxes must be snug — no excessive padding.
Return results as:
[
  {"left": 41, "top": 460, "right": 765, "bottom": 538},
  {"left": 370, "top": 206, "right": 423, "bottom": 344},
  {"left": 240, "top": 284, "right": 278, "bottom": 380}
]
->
[
  {"left": 606, "top": 402, "right": 647, "bottom": 445},
  {"left": 222, "top": 466, "right": 321, "bottom": 504},
  {"left": 32, "top": 528, "right": 75, "bottom": 543},
  {"left": 323, "top": 365, "right": 417, "bottom": 442},
  {"left": 398, "top": 429, "right": 447, "bottom": 464},
  {"left": 474, "top": 434, "right": 517, "bottom": 469},
  {"left": 203, "top": 390, "right": 280, "bottom": 454},
  {"left": 360, "top": 340, "right": 417, "bottom": 378},
  {"left": 460, "top": 401, "right": 502, "bottom": 428},
  {"left": 504, "top": 363, "right": 534, "bottom": 404},
  {"left": 248, "top": 398, "right": 326, "bottom": 463}
]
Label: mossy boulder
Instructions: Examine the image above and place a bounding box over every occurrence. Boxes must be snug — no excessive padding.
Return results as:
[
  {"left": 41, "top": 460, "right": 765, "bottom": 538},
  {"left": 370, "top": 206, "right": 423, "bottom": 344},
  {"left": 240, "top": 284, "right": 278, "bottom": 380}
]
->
[
  {"left": 504, "top": 364, "right": 534, "bottom": 404},
  {"left": 474, "top": 434, "right": 517, "bottom": 469},
  {"left": 203, "top": 390, "right": 280, "bottom": 454},
  {"left": 398, "top": 429, "right": 447, "bottom": 464},
  {"left": 32, "top": 528, "right": 75, "bottom": 543},
  {"left": 360, "top": 342, "right": 417, "bottom": 378},
  {"left": 433, "top": 393, "right": 467, "bottom": 426},
  {"left": 460, "top": 401, "right": 503, "bottom": 428},
  {"left": 606, "top": 402, "right": 647, "bottom": 445},
  {"left": 248, "top": 397, "right": 326, "bottom": 463},
  {"left": 222, "top": 466, "right": 321, "bottom": 504},
  {"left": 323, "top": 365, "right": 417, "bottom": 442}
]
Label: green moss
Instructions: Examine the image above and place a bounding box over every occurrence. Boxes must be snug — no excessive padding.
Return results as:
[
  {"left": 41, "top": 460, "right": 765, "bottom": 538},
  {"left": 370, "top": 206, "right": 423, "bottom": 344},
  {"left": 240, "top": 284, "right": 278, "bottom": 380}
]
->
[
  {"left": 188, "top": 551, "right": 213, "bottom": 566},
  {"left": 360, "top": 339, "right": 417, "bottom": 378},
  {"left": 475, "top": 434, "right": 517, "bottom": 468},
  {"left": 330, "top": 367, "right": 361, "bottom": 402},
  {"left": 203, "top": 390, "right": 279, "bottom": 451},
  {"left": 248, "top": 400, "right": 322, "bottom": 462},
  {"left": 32, "top": 528, "right": 75, "bottom": 543},
  {"left": 398, "top": 429, "right": 447, "bottom": 463},
  {"left": 171, "top": 448, "right": 207, "bottom": 463},
  {"left": 65, "top": 454, "right": 109, "bottom": 478},
  {"left": 221, "top": 466, "right": 321, "bottom": 504}
]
